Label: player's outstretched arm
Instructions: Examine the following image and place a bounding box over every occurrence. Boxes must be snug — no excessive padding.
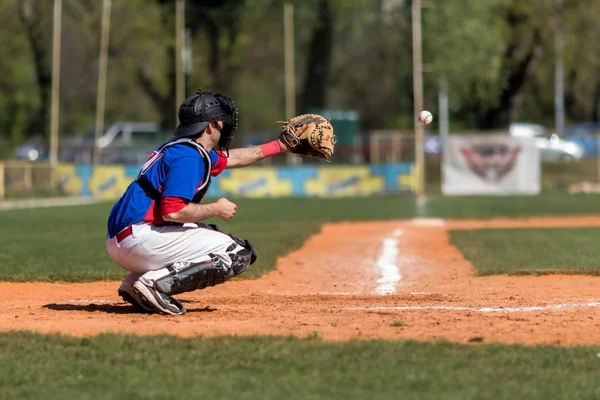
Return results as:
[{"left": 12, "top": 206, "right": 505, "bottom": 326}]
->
[
  {"left": 225, "top": 139, "right": 288, "bottom": 169},
  {"left": 224, "top": 125, "right": 308, "bottom": 169}
]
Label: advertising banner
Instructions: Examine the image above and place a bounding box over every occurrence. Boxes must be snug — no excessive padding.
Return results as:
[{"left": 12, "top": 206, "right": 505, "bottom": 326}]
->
[{"left": 442, "top": 135, "right": 540, "bottom": 195}]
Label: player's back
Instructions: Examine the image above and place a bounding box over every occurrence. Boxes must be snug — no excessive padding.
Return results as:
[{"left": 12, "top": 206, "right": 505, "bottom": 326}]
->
[{"left": 107, "top": 143, "right": 203, "bottom": 238}]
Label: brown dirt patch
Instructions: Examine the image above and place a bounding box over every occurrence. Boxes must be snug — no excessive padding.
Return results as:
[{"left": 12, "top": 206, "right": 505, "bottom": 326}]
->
[{"left": 2, "top": 216, "right": 600, "bottom": 345}]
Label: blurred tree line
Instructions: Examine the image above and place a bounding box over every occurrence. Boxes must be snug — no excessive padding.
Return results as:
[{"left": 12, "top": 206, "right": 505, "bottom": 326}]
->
[{"left": 0, "top": 0, "right": 598, "bottom": 149}]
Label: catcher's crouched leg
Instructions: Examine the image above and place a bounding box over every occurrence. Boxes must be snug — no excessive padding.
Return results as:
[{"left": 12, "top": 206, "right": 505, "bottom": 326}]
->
[
  {"left": 133, "top": 256, "right": 227, "bottom": 315},
  {"left": 156, "top": 256, "right": 230, "bottom": 295},
  {"left": 133, "top": 238, "right": 257, "bottom": 315}
]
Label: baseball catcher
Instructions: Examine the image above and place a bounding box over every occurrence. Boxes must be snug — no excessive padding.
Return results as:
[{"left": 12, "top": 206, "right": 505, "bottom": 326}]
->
[{"left": 106, "top": 90, "right": 335, "bottom": 315}]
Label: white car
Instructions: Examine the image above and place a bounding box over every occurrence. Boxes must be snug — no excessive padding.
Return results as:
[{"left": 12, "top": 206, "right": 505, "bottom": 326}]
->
[
  {"left": 509, "top": 123, "right": 584, "bottom": 162},
  {"left": 61, "top": 122, "right": 166, "bottom": 164}
]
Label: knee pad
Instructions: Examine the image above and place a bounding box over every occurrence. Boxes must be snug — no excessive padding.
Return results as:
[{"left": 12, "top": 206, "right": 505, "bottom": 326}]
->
[
  {"left": 229, "top": 248, "right": 253, "bottom": 277},
  {"left": 199, "top": 224, "right": 258, "bottom": 266},
  {"left": 155, "top": 256, "right": 229, "bottom": 296},
  {"left": 227, "top": 234, "right": 258, "bottom": 265},
  {"left": 224, "top": 234, "right": 257, "bottom": 278}
]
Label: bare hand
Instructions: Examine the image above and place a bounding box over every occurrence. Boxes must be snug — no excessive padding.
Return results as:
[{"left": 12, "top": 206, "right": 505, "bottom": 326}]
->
[{"left": 214, "top": 197, "right": 237, "bottom": 221}]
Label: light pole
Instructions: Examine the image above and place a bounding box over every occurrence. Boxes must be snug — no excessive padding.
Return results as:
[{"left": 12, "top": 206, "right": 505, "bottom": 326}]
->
[
  {"left": 412, "top": 0, "right": 425, "bottom": 196},
  {"left": 176, "top": 0, "right": 186, "bottom": 126},
  {"left": 439, "top": 76, "right": 449, "bottom": 138},
  {"left": 554, "top": 0, "right": 565, "bottom": 137},
  {"left": 94, "top": 0, "right": 112, "bottom": 165},
  {"left": 284, "top": 1, "right": 299, "bottom": 165},
  {"left": 50, "top": 0, "right": 63, "bottom": 169}
]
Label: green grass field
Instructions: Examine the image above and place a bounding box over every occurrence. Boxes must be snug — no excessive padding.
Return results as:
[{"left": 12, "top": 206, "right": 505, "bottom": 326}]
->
[
  {"left": 3, "top": 194, "right": 600, "bottom": 399},
  {"left": 1, "top": 194, "right": 600, "bottom": 282},
  {"left": 450, "top": 227, "right": 600, "bottom": 276},
  {"left": 0, "top": 197, "right": 417, "bottom": 282},
  {"left": 2, "top": 332, "right": 600, "bottom": 400}
]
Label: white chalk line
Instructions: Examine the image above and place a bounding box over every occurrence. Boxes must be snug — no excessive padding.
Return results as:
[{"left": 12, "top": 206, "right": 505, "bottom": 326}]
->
[
  {"left": 350, "top": 301, "right": 600, "bottom": 313},
  {"left": 311, "top": 292, "right": 434, "bottom": 296},
  {"left": 374, "top": 229, "right": 403, "bottom": 295}
]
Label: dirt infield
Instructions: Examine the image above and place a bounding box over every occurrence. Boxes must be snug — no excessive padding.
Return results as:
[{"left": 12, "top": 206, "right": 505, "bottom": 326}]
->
[{"left": 3, "top": 215, "right": 600, "bottom": 345}]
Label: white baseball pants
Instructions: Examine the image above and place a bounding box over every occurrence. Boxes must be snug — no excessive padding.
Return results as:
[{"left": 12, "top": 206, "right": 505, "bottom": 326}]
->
[{"left": 106, "top": 222, "right": 237, "bottom": 286}]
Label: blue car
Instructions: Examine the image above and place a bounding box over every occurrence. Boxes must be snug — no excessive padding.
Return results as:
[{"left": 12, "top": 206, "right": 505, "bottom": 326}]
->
[{"left": 564, "top": 123, "right": 600, "bottom": 157}]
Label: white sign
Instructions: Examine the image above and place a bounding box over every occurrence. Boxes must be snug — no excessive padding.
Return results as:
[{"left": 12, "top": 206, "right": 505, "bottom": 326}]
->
[{"left": 442, "top": 134, "right": 540, "bottom": 195}]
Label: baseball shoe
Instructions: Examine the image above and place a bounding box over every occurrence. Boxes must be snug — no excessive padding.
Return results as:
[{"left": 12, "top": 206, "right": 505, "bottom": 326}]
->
[
  {"left": 118, "top": 281, "right": 156, "bottom": 314},
  {"left": 133, "top": 281, "right": 186, "bottom": 315}
]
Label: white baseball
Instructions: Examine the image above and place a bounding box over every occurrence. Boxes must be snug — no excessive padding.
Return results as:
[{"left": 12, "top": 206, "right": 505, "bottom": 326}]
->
[{"left": 417, "top": 110, "right": 433, "bottom": 126}]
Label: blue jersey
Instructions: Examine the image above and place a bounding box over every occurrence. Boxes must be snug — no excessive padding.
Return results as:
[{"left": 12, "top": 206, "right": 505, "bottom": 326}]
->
[{"left": 107, "top": 139, "right": 227, "bottom": 238}]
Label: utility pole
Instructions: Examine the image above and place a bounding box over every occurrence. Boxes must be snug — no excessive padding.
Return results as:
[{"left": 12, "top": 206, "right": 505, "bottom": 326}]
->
[
  {"left": 439, "top": 76, "right": 449, "bottom": 138},
  {"left": 50, "top": 0, "right": 63, "bottom": 169},
  {"left": 284, "top": 1, "right": 300, "bottom": 165},
  {"left": 284, "top": 1, "right": 296, "bottom": 122},
  {"left": 94, "top": 0, "right": 112, "bottom": 165},
  {"left": 554, "top": 0, "right": 565, "bottom": 136},
  {"left": 176, "top": 0, "right": 186, "bottom": 125},
  {"left": 412, "top": 0, "right": 425, "bottom": 196}
]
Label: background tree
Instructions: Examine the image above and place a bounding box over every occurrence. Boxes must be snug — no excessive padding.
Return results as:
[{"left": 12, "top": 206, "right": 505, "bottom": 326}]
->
[
  {"left": 17, "top": 0, "right": 53, "bottom": 137},
  {"left": 2, "top": 0, "right": 600, "bottom": 156},
  {"left": 298, "top": 0, "right": 334, "bottom": 114}
]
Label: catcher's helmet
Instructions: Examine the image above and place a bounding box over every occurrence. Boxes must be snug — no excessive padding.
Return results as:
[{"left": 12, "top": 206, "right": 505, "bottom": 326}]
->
[{"left": 174, "top": 90, "right": 239, "bottom": 153}]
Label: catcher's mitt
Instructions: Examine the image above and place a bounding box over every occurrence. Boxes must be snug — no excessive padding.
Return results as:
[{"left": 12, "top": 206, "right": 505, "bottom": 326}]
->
[{"left": 278, "top": 114, "right": 336, "bottom": 161}]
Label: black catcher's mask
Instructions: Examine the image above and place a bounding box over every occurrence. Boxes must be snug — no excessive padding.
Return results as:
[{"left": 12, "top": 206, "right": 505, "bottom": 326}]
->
[{"left": 174, "top": 90, "right": 239, "bottom": 156}]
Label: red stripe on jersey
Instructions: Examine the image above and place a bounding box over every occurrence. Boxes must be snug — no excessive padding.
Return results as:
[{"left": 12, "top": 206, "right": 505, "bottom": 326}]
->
[
  {"left": 211, "top": 151, "right": 228, "bottom": 176},
  {"left": 143, "top": 187, "right": 166, "bottom": 225},
  {"left": 161, "top": 196, "right": 188, "bottom": 216},
  {"left": 143, "top": 199, "right": 165, "bottom": 225}
]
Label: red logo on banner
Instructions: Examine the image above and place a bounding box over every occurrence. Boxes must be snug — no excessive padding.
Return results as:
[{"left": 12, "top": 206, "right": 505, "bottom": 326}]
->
[{"left": 460, "top": 143, "right": 522, "bottom": 182}]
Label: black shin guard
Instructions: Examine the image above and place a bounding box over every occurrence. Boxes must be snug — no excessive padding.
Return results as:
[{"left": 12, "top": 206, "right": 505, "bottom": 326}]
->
[{"left": 155, "top": 257, "right": 228, "bottom": 296}]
